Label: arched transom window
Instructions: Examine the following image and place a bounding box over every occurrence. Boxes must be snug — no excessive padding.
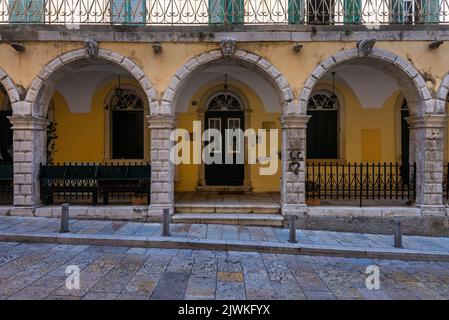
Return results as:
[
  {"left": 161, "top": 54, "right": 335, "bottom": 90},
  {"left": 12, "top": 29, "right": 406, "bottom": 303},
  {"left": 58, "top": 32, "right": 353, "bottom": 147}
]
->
[
  {"left": 110, "top": 89, "right": 144, "bottom": 159},
  {"left": 307, "top": 91, "right": 339, "bottom": 159},
  {"left": 207, "top": 93, "right": 243, "bottom": 111}
]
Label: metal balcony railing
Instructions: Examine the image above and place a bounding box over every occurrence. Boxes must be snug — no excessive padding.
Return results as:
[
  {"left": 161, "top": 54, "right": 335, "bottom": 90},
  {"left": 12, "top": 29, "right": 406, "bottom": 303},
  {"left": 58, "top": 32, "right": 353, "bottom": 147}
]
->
[{"left": 0, "top": 0, "right": 448, "bottom": 25}]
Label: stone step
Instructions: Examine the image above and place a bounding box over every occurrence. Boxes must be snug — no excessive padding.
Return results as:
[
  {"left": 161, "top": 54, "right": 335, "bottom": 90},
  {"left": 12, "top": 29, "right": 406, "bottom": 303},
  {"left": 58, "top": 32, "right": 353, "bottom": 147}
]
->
[
  {"left": 171, "top": 213, "right": 284, "bottom": 227},
  {"left": 174, "top": 203, "right": 280, "bottom": 214}
]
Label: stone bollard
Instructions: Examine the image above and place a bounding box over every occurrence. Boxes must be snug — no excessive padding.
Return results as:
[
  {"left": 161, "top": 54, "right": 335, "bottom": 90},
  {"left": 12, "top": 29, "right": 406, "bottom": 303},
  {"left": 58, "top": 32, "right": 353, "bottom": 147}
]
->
[
  {"left": 162, "top": 208, "right": 170, "bottom": 237},
  {"left": 60, "top": 203, "right": 70, "bottom": 233},
  {"left": 288, "top": 214, "right": 297, "bottom": 243},
  {"left": 393, "top": 218, "right": 402, "bottom": 249}
]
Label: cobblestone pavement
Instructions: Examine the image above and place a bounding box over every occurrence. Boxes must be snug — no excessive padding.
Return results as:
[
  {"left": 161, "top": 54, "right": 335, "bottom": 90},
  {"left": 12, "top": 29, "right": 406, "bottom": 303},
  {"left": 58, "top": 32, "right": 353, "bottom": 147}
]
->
[
  {"left": 0, "top": 216, "right": 449, "bottom": 252},
  {"left": 0, "top": 241, "right": 448, "bottom": 300}
]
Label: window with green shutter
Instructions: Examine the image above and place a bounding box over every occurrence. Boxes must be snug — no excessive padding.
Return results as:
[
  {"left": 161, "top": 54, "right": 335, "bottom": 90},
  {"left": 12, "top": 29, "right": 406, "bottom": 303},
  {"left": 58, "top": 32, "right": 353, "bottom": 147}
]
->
[
  {"left": 344, "top": 0, "right": 361, "bottom": 24},
  {"left": 421, "top": 0, "right": 439, "bottom": 23},
  {"left": 288, "top": 0, "right": 303, "bottom": 24},
  {"left": 111, "top": 0, "right": 146, "bottom": 25},
  {"left": 390, "top": 0, "right": 405, "bottom": 23},
  {"left": 209, "top": 0, "right": 244, "bottom": 24},
  {"left": 9, "top": 0, "right": 44, "bottom": 23}
]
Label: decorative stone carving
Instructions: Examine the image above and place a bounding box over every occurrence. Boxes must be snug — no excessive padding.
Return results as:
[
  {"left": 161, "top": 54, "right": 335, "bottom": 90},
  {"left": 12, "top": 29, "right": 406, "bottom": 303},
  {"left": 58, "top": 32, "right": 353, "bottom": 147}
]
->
[
  {"left": 357, "top": 39, "right": 376, "bottom": 57},
  {"left": 220, "top": 38, "right": 237, "bottom": 57},
  {"left": 429, "top": 40, "right": 444, "bottom": 49},
  {"left": 84, "top": 39, "right": 99, "bottom": 58}
]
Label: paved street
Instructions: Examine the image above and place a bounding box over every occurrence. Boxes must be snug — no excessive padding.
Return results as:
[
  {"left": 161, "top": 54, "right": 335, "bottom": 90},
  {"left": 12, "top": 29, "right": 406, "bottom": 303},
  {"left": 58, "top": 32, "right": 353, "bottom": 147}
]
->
[
  {"left": 0, "top": 241, "right": 448, "bottom": 300},
  {"left": 1, "top": 216, "right": 449, "bottom": 252}
]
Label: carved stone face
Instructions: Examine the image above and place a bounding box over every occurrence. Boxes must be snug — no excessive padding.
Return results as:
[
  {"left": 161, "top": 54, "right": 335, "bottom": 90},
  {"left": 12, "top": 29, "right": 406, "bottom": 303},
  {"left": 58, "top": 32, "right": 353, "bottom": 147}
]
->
[{"left": 220, "top": 38, "right": 236, "bottom": 57}]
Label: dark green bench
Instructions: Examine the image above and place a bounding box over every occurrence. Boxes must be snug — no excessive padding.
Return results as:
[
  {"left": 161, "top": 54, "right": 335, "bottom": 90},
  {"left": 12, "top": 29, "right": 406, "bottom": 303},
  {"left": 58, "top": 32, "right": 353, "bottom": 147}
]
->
[
  {"left": 0, "top": 164, "right": 13, "bottom": 204},
  {"left": 40, "top": 163, "right": 151, "bottom": 205}
]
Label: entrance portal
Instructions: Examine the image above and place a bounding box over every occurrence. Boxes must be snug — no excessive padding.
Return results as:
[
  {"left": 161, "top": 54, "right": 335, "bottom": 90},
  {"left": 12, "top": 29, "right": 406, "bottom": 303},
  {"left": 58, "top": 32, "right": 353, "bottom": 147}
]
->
[{"left": 204, "top": 92, "right": 244, "bottom": 186}]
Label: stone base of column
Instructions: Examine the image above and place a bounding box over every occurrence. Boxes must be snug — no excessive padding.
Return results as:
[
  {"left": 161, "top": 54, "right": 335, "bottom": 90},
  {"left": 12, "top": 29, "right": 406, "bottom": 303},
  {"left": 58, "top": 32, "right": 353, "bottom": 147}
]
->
[
  {"left": 281, "top": 203, "right": 307, "bottom": 217},
  {"left": 148, "top": 204, "right": 174, "bottom": 217},
  {"left": 418, "top": 205, "right": 447, "bottom": 216}
]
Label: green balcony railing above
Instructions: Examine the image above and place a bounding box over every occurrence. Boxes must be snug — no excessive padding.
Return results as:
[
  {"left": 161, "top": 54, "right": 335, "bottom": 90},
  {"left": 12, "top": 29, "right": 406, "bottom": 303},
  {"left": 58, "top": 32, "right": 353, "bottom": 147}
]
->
[{"left": 0, "top": 0, "right": 447, "bottom": 25}]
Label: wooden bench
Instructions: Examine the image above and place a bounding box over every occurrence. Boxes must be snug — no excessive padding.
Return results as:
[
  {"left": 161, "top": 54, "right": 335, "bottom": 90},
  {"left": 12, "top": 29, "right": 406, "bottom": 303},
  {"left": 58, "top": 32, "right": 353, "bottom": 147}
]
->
[{"left": 40, "top": 163, "right": 151, "bottom": 205}]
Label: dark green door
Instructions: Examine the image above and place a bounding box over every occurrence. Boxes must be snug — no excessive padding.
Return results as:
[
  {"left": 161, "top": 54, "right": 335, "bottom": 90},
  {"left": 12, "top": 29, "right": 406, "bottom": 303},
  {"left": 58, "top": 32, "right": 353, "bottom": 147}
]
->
[
  {"left": 306, "top": 109, "right": 338, "bottom": 159},
  {"left": 204, "top": 111, "right": 244, "bottom": 185},
  {"left": 0, "top": 111, "right": 13, "bottom": 164},
  {"left": 112, "top": 110, "right": 144, "bottom": 159}
]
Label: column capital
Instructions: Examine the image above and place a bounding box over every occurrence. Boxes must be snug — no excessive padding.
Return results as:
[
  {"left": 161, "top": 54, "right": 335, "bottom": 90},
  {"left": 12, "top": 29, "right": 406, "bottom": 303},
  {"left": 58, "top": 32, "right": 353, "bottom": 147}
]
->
[
  {"left": 8, "top": 115, "right": 48, "bottom": 130},
  {"left": 280, "top": 115, "right": 310, "bottom": 129},
  {"left": 146, "top": 114, "right": 175, "bottom": 130},
  {"left": 407, "top": 114, "right": 448, "bottom": 129}
]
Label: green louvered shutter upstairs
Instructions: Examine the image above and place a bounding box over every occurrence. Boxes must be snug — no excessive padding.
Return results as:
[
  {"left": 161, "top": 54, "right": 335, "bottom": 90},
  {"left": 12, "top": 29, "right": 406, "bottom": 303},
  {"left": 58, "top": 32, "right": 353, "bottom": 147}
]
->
[
  {"left": 209, "top": 0, "right": 225, "bottom": 24},
  {"left": 390, "top": 0, "right": 404, "bottom": 23},
  {"left": 9, "top": 0, "right": 44, "bottom": 23},
  {"left": 421, "top": 0, "right": 439, "bottom": 23},
  {"left": 111, "top": 0, "right": 146, "bottom": 24},
  {"left": 288, "top": 0, "right": 304, "bottom": 24},
  {"left": 226, "top": 0, "right": 244, "bottom": 24},
  {"left": 344, "top": 0, "right": 361, "bottom": 24}
]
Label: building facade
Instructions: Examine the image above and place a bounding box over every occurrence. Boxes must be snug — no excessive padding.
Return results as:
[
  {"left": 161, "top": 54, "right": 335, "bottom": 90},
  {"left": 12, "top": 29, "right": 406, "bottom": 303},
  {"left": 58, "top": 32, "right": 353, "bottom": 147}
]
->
[{"left": 0, "top": 0, "right": 449, "bottom": 235}]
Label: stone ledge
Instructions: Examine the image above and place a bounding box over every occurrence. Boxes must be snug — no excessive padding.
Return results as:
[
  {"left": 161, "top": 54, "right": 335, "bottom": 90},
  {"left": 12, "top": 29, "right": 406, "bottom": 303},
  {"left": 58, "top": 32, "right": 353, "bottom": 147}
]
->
[{"left": 0, "top": 231, "right": 448, "bottom": 262}]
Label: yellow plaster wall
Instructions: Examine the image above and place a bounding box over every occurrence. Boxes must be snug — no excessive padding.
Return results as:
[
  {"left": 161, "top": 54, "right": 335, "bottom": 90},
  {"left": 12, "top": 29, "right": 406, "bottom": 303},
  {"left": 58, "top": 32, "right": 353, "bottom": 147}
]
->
[
  {"left": 52, "top": 79, "right": 147, "bottom": 163},
  {"left": 175, "top": 80, "right": 281, "bottom": 193},
  {"left": 1, "top": 41, "right": 449, "bottom": 104}
]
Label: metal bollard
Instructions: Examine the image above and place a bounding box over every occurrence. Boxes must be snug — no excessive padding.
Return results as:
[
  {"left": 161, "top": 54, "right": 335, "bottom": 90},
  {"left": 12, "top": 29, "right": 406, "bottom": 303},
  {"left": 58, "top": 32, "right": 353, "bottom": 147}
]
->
[
  {"left": 393, "top": 218, "right": 402, "bottom": 248},
  {"left": 288, "top": 214, "right": 297, "bottom": 243},
  {"left": 162, "top": 208, "right": 170, "bottom": 237},
  {"left": 60, "top": 203, "right": 70, "bottom": 233}
]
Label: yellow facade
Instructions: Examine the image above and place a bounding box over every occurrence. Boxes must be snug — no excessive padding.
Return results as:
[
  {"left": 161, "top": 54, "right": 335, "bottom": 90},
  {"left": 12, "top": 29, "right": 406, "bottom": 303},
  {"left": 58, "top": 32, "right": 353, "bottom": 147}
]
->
[{"left": 1, "top": 40, "right": 449, "bottom": 192}]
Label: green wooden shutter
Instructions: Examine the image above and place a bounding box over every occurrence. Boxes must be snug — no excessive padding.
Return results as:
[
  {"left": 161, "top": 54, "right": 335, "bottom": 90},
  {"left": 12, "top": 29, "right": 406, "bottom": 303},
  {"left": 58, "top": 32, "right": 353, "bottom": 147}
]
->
[
  {"left": 226, "top": 0, "right": 244, "bottom": 24},
  {"left": 209, "top": 0, "right": 225, "bottom": 24},
  {"left": 390, "top": 0, "right": 404, "bottom": 23},
  {"left": 111, "top": 0, "right": 145, "bottom": 24},
  {"left": 421, "top": 0, "right": 439, "bottom": 23},
  {"left": 9, "top": 0, "right": 44, "bottom": 23},
  {"left": 288, "top": 0, "right": 303, "bottom": 24},
  {"left": 343, "top": 0, "right": 361, "bottom": 24}
]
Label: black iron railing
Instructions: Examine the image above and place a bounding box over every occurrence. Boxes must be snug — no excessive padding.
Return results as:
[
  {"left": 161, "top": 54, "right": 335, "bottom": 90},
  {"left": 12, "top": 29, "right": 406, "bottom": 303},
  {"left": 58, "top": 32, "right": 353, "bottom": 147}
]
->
[
  {"left": 0, "top": 0, "right": 448, "bottom": 25},
  {"left": 443, "top": 163, "right": 449, "bottom": 200},
  {"left": 305, "top": 162, "right": 416, "bottom": 206},
  {"left": 0, "top": 162, "right": 13, "bottom": 204},
  {"left": 40, "top": 162, "right": 151, "bottom": 205}
]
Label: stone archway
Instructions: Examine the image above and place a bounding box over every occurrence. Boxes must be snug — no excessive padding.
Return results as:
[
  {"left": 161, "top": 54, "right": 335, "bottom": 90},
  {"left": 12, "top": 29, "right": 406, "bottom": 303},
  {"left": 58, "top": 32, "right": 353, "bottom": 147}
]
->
[
  {"left": 436, "top": 72, "right": 449, "bottom": 113},
  {"left": 298, "top": 48, "right": 432, "bottom": 117},
  {"left": 0, "top": 68, "right": 20, "bottom": 110},
  {"left": 11, "top": 48, "right": 159, "bottom": 207},
  {"left": 24, "top": 48, "right": 158, "bottom": 118},
  {"left": 299, "top": 48, "right": 445, "bottom": 211},
  {"left": 153, "top": 49, "right": 298, "bottom": 216}
]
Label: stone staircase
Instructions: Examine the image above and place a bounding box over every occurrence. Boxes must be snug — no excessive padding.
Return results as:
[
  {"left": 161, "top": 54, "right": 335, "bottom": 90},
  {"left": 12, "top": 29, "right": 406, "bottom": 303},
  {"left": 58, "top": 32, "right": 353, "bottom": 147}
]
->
[{"left": 173, "top": 202, "right": 283, "bottom": 227}]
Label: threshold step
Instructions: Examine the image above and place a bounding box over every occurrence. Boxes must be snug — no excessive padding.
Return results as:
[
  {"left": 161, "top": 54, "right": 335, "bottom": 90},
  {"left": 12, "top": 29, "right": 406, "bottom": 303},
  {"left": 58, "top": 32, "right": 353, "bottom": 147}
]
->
[
  {"left": 175, "top": 204, "right": 280, "bottom": 214},
  {"left": 172, "top": 213, "right": 284, "bottom": 227}
]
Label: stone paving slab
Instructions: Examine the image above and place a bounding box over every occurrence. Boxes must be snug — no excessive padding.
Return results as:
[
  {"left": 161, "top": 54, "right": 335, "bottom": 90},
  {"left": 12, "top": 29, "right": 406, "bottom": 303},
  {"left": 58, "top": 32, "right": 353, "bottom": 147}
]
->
[{"left": 0, "top": 216, "right": 447, "bottom": 262}]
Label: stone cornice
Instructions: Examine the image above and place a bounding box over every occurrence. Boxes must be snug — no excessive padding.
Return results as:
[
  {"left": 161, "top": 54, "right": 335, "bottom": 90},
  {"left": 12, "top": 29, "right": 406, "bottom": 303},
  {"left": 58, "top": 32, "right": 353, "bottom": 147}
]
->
[
  {"left": 8, "top": 115, "right": 48, "bottom": 130},
  {"left": 407, "top": 115, "right": 449, "bottom": 129},
  {"left": 2, "top": 25, "right": 449, "bottom": 43},
  {"left": 280, "top": 115, "right": 310, "bottom": 129},
  {"left": 146, "top": 114, "right": 175, "bottom": 129}
]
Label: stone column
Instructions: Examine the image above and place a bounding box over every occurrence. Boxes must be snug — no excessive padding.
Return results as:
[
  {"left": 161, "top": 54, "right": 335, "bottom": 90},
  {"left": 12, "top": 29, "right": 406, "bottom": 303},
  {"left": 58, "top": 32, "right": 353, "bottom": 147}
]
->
[
  {"left": 408, "top": 115, "right": 447, "bottom": 215},
  {"left": 280, "top": 115, "right": 310, "bottom": 216},
  {"left": 8, "top": 115, "right": 48, "bottom": 207},
  {"left": 147, "top": 114, "right": 175, "bottom": 216}
]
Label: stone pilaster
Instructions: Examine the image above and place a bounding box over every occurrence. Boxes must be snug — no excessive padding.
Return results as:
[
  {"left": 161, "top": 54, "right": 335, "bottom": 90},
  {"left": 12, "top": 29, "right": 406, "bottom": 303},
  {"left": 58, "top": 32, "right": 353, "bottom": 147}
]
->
[
  {"left": 8, "top": 115, "right": 48, "bottom": 207},
  {"left": 147, "top": 114, "right": 175, "bottom": 216},
  {"left": 280, "top": 115, "right": 310, "bottom": 216},
  {"left": 408, "top": 115, "right": 447, "bottom": 215}
]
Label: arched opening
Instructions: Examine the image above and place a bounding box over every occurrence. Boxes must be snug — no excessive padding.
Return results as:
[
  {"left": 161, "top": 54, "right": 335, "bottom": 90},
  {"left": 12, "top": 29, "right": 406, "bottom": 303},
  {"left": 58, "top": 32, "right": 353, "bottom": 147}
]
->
[
  {"left": 302, "top": 50, "right": 427, "bottom": 206},
  {"left": 26, "top": 52, "right": 153, "bottom": 206},
  {"left": 0, "top": 84, "right": 12, "bottom": 165},
  {"left": 166, "top": 51, "right": 292, "bottom": 217}
]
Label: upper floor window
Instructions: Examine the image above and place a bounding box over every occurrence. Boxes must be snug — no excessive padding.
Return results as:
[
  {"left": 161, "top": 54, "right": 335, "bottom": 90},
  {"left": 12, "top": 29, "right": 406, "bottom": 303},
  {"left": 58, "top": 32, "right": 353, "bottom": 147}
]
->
[
  {"left": 306, "top": 91, "right": 339, "bottom": 159},
  {"left": 110, "top": 89, "right": 144, "bottom": 159}
]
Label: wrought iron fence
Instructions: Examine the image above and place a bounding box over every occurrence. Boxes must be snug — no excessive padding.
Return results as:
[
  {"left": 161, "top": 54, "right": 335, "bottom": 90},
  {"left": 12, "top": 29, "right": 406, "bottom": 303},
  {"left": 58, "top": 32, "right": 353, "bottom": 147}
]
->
[
  {"left": 305, "top": 162, "right": 416, "bottom": 206},
  {"left": 0, "top": 0, "right": 448, "bottom": 25},
  {"left": 40, "top": 162, "right": 151, "bottom": 205},
  {"left": 444, "top": 162, "right": 449, "bottom": 200}
]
